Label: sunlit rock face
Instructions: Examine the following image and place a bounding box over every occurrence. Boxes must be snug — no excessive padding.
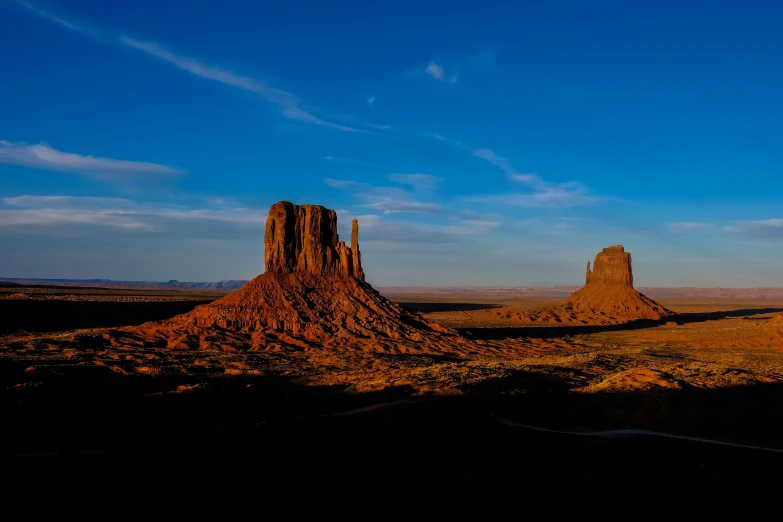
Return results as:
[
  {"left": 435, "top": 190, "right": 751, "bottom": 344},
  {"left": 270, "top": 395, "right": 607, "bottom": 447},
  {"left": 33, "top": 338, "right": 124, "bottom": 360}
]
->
[{"left": 264, "top": 201, "right": 364, "bottom": 280}]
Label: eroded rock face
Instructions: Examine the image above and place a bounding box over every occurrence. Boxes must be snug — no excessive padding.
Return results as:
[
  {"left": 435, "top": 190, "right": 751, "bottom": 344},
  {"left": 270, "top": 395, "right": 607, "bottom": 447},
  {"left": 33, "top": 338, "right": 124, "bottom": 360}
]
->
[
  {"left": 585, "top": 245, "right": 633, "bottom": 286},
  {"left": 264, "top": 201, "right": 364, "bottom": 280}
]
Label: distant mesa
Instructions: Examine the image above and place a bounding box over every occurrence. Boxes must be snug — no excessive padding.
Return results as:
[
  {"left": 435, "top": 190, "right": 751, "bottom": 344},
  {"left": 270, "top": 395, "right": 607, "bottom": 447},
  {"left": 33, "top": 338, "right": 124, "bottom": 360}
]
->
[
  {"left": 564, "top": 245, "right": 673, "bottom": 322},
  {"left": 106, "top": 200, "right": 452, "bottom": 352}
]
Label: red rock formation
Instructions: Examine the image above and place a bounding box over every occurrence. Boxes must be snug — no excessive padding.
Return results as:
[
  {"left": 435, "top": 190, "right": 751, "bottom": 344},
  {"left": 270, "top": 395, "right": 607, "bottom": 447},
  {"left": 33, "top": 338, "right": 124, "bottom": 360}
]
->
[
  {"left": 264, "top": 201, "right": 363, "bottom": 280},
  {"left": 108, "top": 200, "right": 452, "bottom": 351},
  {"left": 564, "top": 245, "right": 673, "bottom": 323},
  {"left": 585, "top": 245, "right": 633, "bottom": 286}
]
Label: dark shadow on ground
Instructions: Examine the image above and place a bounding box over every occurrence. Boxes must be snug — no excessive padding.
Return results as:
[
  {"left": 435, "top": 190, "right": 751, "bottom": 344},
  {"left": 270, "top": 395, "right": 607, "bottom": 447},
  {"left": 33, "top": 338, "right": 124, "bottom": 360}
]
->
[
  {"left": 2, "top": 362, "right": 783, "bottom": 497},
  {"left": 395, "top": 302, "right": 502, "bottom": 313},
  {"left": 460, "top": 307, "right": 783, "bottom": 339},
  {"left": 0, "top": 299, "right": 213, "bottom": 333}
]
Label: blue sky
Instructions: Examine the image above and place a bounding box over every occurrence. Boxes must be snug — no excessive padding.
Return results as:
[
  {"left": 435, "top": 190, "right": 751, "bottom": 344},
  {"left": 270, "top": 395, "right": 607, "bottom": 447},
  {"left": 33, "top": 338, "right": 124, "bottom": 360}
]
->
[{"left": 2, "top": 0, "right": 783, "bottom": 286}]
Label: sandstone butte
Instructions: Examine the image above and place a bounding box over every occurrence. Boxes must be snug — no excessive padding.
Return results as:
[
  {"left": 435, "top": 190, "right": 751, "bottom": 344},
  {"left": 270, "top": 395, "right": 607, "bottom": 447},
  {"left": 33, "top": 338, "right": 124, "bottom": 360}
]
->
[
  {"left": 474, "top": 244, "right": 674, "bottom": 326},
  {"left": 105, "top": 201, "right": 453, "bottom": 352},
  {"left": 564, "top": 245, "right": 673, "bottom": 322}
]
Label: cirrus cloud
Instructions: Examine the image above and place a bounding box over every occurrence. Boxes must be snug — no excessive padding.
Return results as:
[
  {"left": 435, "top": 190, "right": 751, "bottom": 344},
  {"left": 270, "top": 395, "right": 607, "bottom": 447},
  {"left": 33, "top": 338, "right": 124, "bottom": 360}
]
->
[
  {"left": 425, "top": 62, "right": 457, "bottom": 83},
  {"left": 0, "top": 140, "right": 183, "bottom": 180}
]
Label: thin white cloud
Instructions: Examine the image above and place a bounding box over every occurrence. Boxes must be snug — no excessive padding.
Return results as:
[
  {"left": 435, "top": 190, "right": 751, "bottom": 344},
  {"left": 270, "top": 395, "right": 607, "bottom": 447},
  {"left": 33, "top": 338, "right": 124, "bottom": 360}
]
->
[
  {"left": 668, "top": 222, "right": 714, "bottom": 231},
  {"left": 389, "top": 173, "right": 442, "bottom": 190},
  {"left": 12, "top": 0, "right": 96, "bottom": 36},
  {"left": 416, "top": 51, "right": 494, "bottom": 85},
  {"left": 336, "top": 211, "right": 496, "bottom": 245},
  {"left": 0, "top": 194, "right": 267, "bottom": 234},
  {"left": 119, "top": 37, "right": 361, "bottom": 132},
  {"left": 473, "top": 148, "right": 544, "bottom": 187},
  {"left": 367, "top": 95, "right": 375, "bottom": 106},
  {"left": 471, "top": 148, "right": 595, "bottom": 208},
  {"left": 325, "top": 178, "right": 443, "bottom": 214},
  {"left": 425, "top": 62, "right": 457, "bottom": 83},
  {"left": 721, "top": 219, "right": 783, "bottom": 238},
  {"left": 0, "top": 141, "right": 182, "bottom": 180},
  {"left": 16, "top": 1, "right": 363, "bottom": 132},
  {"left": 324, "top": 178, "right": 356, "bottom": 190},
  {"left": 2, "top": 209, "right": 155, "bottom": 230},
  {"left": 469, "top": 186, "right": 596, "bottom": 208},
  {"left": 3, "top": 195, "right": 134, "bottom": 207}
]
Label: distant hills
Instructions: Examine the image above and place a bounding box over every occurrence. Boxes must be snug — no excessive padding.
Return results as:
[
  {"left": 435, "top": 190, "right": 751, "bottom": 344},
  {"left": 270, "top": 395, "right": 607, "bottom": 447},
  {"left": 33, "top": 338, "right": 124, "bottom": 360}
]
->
[{"left": 0, "top": 278, "right": 248, "bottom": 290}]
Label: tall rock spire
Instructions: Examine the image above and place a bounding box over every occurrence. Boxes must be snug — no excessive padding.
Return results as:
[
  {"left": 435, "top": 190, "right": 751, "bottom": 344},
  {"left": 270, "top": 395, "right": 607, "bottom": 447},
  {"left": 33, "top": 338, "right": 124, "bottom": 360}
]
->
[{"left": 351, "top": 219, "right": 364, "bottom": 281}]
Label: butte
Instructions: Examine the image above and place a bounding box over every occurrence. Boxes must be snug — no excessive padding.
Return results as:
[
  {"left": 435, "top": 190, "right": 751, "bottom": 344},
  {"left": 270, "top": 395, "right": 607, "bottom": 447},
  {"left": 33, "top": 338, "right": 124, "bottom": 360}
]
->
[
  {"left": 562, "top": 245, "right": 673, "bottom": 323},
  {"left": 469, "top": 245, "right": 673, "bottom": 326},
  {"left": 105, "top": 201, "right": 453, "bottom": 352}
]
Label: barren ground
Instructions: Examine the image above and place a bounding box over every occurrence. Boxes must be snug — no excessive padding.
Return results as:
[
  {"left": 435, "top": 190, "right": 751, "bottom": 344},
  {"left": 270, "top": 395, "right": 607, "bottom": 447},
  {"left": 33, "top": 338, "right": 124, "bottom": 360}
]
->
[{"left": 2, "top": 283, "right": 783, "bottom": 494}]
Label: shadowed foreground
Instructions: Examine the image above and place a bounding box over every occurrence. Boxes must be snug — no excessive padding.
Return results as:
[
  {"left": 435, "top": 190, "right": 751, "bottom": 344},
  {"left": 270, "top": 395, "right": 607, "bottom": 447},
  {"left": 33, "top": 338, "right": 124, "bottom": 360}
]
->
[{"left": 3, "top": 358, "right": 783, "bottom": 499}]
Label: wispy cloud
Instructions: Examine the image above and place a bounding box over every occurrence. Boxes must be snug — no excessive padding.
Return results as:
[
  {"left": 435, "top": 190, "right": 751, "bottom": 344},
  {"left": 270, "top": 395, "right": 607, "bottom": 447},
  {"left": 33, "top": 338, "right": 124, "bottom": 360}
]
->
[
  {"left": 367, "top": 95, "right": 375, "bottom": 106},
  {"left": 668, "top": 222, "right": 714, "bottom": 231},
  {"left": 321, "top": 156, "right": 389, "bottom": 170},
  {"left": 0, "top": 194, "right": 266, "bottom": 235},
  {"left": 471, "top": 148, "right": 596, "bottom": 207},
  {"left": 468, "top": 186, "right": 596, "bottom": 208},
  {"left": 388, "top": 173, "right": 442, "bottom": 190},
  {"left": 336, "top": 211, "right": 497, "bottom": 246},
  {"left": 325, "top": 178, "right": 443, "bottom": 214},
  {"left": 12, "top": 0, "right": 96, "bottom": 36},
  {"left": 0, "top": 140, "right": 182, "bottom": 180},
  {"left": 119, "top": 37, "right": 360, "bottom": 132},
  {"left": 327, "top": 178, "right": 505, "bottom": 235},
  {"left": 473, "top": 149, "right": 543, "bottom": 187},
  {"left": 721, "top": 219, "right": 783, "bottom": 238},
  {"left": 15, "top": 1, "right": 363, "bottom": 132},
  {"left": 0, "top": 195, "right": 153, "bottom": 230},
  {"left": 416, "top": 51, "right": 494, "bottom": 84},
  {"left": 425, "top": 62, "right": 457, "bottom": 83},
  {"left": 3, "top": 195, "right": 134, "bottom": 207},
  {"left": 513, "top": 218, "right": 569, "bottom": 236}
]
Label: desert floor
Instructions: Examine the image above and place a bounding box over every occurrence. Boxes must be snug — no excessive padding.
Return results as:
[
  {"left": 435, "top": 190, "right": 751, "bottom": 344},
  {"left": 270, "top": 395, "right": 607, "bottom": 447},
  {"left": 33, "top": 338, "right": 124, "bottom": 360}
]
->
[{"left": 2, "top": 282, "right": 783, "bottom": 493}]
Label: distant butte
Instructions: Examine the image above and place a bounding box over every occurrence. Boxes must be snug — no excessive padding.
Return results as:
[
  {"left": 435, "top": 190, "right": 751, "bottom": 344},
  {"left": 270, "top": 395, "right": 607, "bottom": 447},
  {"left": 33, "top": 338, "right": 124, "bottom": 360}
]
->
[
  {"left": 564, "top": 245, "right": 673, "bottom": 322},
  {"left": 471, "top": 244, "right": 674, "bottom": 326}
]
